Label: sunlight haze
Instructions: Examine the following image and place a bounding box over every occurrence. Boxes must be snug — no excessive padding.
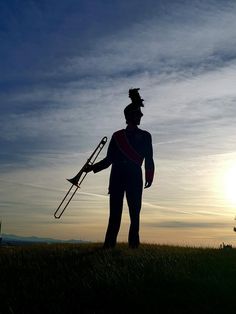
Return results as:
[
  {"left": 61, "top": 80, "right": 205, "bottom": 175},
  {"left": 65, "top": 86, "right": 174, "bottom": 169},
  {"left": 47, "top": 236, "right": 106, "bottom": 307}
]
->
[{"left": 1, "top": 0, "right": 236, "bottom": 247}]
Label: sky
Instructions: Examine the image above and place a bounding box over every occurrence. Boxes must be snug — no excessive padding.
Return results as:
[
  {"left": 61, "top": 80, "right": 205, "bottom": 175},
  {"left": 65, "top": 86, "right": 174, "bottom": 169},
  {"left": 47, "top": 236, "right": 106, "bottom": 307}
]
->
[{"left": 1, "top": 0, "right": 236, "bottom": 247}]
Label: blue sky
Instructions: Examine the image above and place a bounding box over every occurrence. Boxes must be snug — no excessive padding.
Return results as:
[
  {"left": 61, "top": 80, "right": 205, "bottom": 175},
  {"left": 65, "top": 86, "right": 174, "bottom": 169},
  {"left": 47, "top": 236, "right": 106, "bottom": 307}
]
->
[{"left": 1, "top": 0, "right": 236, "bottom": 246}]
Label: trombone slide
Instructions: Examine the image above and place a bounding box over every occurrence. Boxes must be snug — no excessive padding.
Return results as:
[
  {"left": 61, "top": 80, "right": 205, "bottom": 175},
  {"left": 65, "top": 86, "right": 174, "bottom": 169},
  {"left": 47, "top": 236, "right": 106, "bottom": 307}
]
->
[{"left": 54, "top": 136, "right": 107, "bottom": 219}]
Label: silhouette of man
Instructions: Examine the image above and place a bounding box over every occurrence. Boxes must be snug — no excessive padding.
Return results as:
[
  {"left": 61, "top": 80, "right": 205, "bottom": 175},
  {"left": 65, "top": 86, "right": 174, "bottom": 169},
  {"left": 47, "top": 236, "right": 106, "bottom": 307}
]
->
[{"left": 86, "top": 89, "right": 155, "bottom": 248}]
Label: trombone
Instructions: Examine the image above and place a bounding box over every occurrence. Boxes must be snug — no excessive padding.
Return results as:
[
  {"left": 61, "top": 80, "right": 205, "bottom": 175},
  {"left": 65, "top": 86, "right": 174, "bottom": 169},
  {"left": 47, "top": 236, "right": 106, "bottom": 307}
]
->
[{"left": 54, "top": 136, "right": 108, "bottom": 219}]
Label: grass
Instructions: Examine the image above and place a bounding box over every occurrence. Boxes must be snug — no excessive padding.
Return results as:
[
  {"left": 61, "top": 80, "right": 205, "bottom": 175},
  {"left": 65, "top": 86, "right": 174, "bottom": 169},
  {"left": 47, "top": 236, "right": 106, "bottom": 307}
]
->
[{"left": 1, "top": 243, "right": 236, "bottom": 313}]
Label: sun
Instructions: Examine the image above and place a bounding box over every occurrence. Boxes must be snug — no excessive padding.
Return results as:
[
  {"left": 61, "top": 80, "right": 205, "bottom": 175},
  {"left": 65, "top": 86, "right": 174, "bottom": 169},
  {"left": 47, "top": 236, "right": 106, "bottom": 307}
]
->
[{"left": 223, "top": 164, "right": 236, "bottom": 205}]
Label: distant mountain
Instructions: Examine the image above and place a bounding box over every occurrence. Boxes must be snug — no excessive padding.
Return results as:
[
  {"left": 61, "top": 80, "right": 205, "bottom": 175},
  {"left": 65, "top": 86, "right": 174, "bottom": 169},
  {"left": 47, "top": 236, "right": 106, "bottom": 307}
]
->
[{"left": 1, "top": 233, "right": 89, "bottom": 245}]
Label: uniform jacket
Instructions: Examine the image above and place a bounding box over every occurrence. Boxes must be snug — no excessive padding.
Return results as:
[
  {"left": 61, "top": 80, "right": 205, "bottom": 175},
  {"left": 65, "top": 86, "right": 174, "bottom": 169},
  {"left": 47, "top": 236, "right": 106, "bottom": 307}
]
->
[{"left": 93, "top": 127, "right": 155, "bottom": 193}]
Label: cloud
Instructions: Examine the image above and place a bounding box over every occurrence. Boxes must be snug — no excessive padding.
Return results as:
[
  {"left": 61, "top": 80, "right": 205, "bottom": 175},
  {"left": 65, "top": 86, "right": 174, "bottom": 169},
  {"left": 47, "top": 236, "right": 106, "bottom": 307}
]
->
[
  {"left": 145, "top": 220, "right": 232, "bottom": 229},
  {"left": 58, "top": 1, "right": 236, "bottom": 79},
  {"left": 1, "top": 0, "right": 236, "bottom": 241}
]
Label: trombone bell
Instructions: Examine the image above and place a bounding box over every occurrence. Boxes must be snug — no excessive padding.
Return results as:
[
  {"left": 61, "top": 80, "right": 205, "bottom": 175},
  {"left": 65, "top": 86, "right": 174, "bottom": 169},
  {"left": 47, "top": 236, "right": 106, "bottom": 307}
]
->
[{"left": 67, "top": 170, "right": 83, "bottom": 186}]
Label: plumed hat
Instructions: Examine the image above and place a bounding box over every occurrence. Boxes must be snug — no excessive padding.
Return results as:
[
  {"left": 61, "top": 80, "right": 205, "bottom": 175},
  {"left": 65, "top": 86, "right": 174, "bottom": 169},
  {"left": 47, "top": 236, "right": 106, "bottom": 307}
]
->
[
  {"left": 128, "top": 88, "right": 144, "bottom": 107},
  {"left": 124, "top": 88, "right": 144, "bottom": 120}
]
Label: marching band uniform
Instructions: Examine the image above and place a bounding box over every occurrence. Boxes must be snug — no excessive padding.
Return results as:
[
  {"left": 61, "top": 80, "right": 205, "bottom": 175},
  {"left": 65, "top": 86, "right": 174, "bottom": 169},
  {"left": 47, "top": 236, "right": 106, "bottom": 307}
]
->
[
  {"left": 92, "top": 126, "right": 154, "bottom": 248},
  {"left": 88, "top": 88, "right": 155, "bottom": 248}
]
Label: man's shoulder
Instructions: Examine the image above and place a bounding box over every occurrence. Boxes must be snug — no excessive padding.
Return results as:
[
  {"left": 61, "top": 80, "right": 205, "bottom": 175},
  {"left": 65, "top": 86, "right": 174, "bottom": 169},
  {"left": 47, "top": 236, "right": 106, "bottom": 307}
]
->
[
  {"left": 113, "top": 129, "right": 125, "bottom": 137},
  {"left": 138, "top": 128, "right": 152, "bottom": 138},
  {"left": 112, "top": 128, "right": 151, "bottom": 139}
]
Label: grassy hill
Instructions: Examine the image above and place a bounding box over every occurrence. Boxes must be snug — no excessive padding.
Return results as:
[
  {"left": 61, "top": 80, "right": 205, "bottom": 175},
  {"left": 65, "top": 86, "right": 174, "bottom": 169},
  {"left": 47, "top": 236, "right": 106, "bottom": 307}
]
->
[{"left": 1, "top": 243, "right": 236, "bottom": 313}]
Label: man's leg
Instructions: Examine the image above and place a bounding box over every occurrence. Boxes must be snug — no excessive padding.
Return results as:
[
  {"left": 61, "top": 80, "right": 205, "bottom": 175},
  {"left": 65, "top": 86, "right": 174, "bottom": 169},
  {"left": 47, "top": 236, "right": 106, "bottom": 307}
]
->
[
  {"left": 126, "top": 186, "right": 142, "bottom": 248},
  {"left": 104, "top": 190, "right": 124, "bottom": 248}
]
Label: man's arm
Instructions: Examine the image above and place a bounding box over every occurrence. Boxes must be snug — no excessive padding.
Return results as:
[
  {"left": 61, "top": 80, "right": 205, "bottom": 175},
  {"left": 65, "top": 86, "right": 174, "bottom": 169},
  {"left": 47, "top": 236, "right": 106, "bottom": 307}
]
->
[
  {"left": 144, "top": 132, "right": 155, "bottom": 188},
  {"left": 85, "top": 136, "right": 114, "bottom": 173}
]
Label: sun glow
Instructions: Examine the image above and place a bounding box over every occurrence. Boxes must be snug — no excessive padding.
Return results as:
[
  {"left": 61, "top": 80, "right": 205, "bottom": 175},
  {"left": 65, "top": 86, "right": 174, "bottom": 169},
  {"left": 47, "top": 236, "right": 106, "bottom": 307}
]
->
[{"left": 223, "top": 164, "right": 236, "bottom": 205}]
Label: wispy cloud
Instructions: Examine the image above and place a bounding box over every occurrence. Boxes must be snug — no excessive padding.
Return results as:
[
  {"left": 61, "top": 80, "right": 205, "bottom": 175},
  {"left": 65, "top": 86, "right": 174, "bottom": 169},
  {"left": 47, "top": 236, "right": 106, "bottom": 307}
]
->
[
  {"left": 145, "top": 220, "right": 232, "bottom": 229},
  {"left": 1, "top": 0, "right": 236, "bottom": 243}
]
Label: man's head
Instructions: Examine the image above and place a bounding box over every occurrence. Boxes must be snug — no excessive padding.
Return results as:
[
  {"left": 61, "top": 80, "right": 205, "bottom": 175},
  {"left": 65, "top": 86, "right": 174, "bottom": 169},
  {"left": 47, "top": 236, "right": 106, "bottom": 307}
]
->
[{"left": 124, "top": 104, "right": 143, "bottom": 125}]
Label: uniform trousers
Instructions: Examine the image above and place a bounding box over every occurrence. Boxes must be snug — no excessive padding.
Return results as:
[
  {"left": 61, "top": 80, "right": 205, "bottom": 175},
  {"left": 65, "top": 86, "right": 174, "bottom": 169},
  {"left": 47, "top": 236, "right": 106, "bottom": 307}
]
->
[{"left": 104, "top": 164, "right": 143, "bottom": 248}]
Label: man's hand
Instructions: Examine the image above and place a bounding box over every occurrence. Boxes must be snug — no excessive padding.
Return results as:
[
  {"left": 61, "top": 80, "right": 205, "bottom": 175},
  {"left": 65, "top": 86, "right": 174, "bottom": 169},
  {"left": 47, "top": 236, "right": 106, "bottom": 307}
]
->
[
  {"left": 144, "top": 180, "right": 152, "bottom": 189},
  {"left": 83, "top": 164, "right": 94, "bottom": 173},
  {"left": 145, "top": 169, "right": 154, "bottom": 189}
]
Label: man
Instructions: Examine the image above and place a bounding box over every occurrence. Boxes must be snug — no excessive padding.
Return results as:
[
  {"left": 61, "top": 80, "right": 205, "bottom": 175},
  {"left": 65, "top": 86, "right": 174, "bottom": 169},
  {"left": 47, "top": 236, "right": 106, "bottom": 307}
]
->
[{"left": 86, "top": 89, "right": 155, "bottom": 248}]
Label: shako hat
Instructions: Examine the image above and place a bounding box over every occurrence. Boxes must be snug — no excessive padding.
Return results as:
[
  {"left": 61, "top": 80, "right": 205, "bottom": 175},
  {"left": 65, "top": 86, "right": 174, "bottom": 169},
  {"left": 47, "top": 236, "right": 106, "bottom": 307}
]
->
[
  {"left": 124, "top": 88, "right": 144, "bottom": 120},
  {"left": 128, "top": 88, "right": 144, "bottom": 107}
]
